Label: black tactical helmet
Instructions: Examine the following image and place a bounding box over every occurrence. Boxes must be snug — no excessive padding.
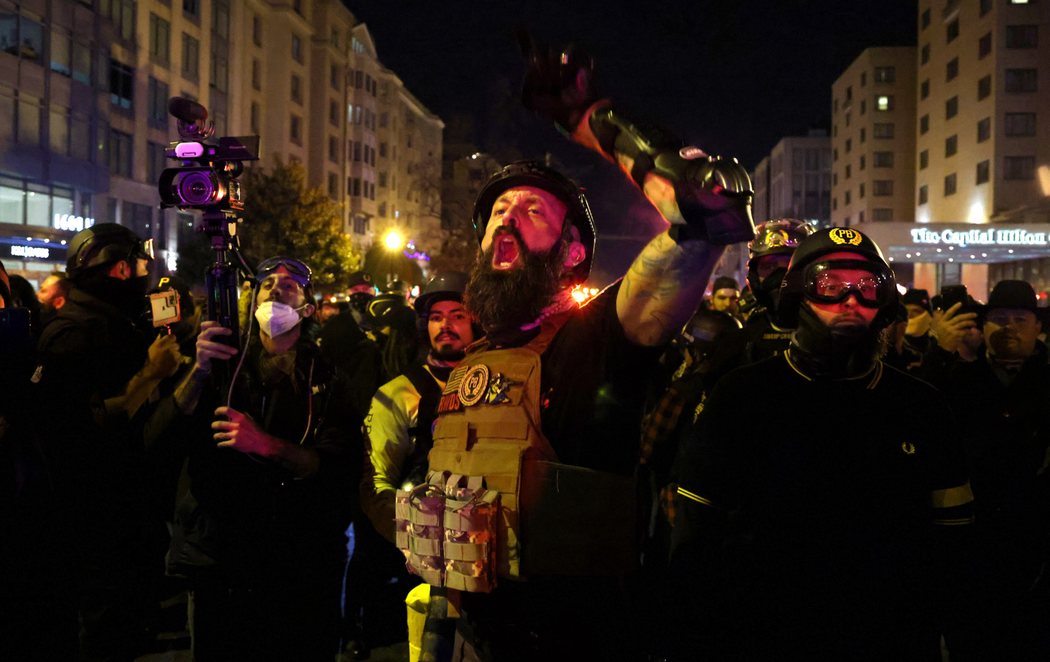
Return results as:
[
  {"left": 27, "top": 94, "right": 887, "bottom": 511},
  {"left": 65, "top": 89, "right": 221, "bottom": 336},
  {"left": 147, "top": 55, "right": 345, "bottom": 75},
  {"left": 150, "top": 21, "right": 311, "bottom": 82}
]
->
[
  {"left": 777, "top": 227, "right": 899, "bottom": 330},
  {"left": 471, "top": 160, "right": 596, "bottom": 281},
  {"left": 414, "top": 271, "right": 468, "bottom": 316},
  {"left": 67, "top": 223, "right": 153, "bottom": 279},
  {"left": 746, "top": 219, "right": 814, "bottom": 289}
]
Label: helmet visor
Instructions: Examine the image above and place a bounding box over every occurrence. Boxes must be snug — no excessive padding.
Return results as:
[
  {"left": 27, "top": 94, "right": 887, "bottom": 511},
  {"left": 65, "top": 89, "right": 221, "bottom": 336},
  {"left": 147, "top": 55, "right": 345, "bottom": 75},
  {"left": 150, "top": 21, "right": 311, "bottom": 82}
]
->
[
  {"left": 803, "top": 260, "right": 894, "bottom": 309},
  {"left": 256, "top": 256, "right": 312, "bottom": 288}
]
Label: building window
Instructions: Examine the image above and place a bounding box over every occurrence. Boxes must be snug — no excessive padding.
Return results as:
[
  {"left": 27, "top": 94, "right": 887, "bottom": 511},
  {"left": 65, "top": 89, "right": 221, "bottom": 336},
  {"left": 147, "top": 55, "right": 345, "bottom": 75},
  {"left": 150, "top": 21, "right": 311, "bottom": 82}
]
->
[
  {"left": 947, "top": 19, "right": 959, "bottom": 43},
  {"left": 845, "top": 138, "right": 851, "bottom": 153},
  {"left": 328, "top": 137, "right": 338, "bottom": 163},
  {"left": 252, "top": 15, "right": 262, "bottom": 46},
  {"left": 874, "top": 151, "right": 894, "bottom": 168},
  {"left": 327, "top": 173, "right": 338, "bottom": 199},
  {"left": 920, "top": 79, "right": 930, "bottom": 99},
  {"left": 845, "top": 165, "right": 851, "bottom": 179},
  {"left": 921, "top": 8, "right": 931, "bottom": 29},
  {"left": 1003, "top": 156, "right": 1035, "bottom": 180},
  {"left": 1005, "top": 69, "right": 1038, "bottom": 93},
  {"left": 1004, "top": 112, "right": 1037, "bottom": 136},
  {"left": 251, "top": 59, "right": 261, "bottom": 90},
  {"left": 147, "top": 77, "right": 168, "bottom": 126},
  {"left": 873, "top": 208, "right": 893, "bottom": 222},
  {"left": 183, "top": 0, "right": 200, "bottom": 19},
  {"left": 919, "top": 114, "right": 929, "bottom": 135},
  {"left": 109, "top": 60, "right": 134, "bottom": 110},
  {"left": 873, "top": 180, "right": 893, "bottom": 196},
  {"left": 330, "top": 65, "right": 339, "bottom": 90},
  {"left": 291, "top": 75, "right": 302, "bottom": 104},
  {"left": 944, "top": 173, "right": 957, "bottom": 196},
  {"left": 918, "top": 184, "right": 928, "bottom": 205},
  {"left": 182, "top": 34, "right": 199, "bottom": 81},
  {"left": 946, "top": 134, "right": 958, "bottom": 157},
  {"left": 980, "top": 0, "right": 992, "bottom": 15},
  {"left": 149, "top": 14, "right": 170, "bottom": 66},
  {"left": 874, "top": 66, "right": 895, "bottom": 83},
  {"left": 250, "top": 102, "right": 259, "bottom": 133},
  {"left": 876, "top": 95, "right": 893, "bottom": 111},
  {"left": 978, "top": 75, "right": 991, "bottom": 100},
  {"left": 861, "top": 99, "right": 866, "bottom": 115},
  {"left": 874, "top": 122, "right": 895, "bottom": 138},
  {"left": 329, "top": 100, "right": 338, "bottom": 126},
  {"left": 977, "top": 117, "right": 991, "bottom": 142},
  {"left": 108, "top": 129, "right": 133, "bottom": 177},
  {"left": 845, "top": 190, "right": 851, "bottom": 205},
  {"left": 147, "top": 141, "right": 167, "bottom": 184},
  {"left": 860, "top": 155, "right": 866, "bottom": 170},
  {"left": 353, "top": 142, "right": 362, "bottom": 162},
  {"left": 919, "top": 149, "right": 929, "bottom": 170},
  {"left": 1005, "top": 25, "right": 1038, "bottom": 48},
  {"left": 211, "top": 56, "right": 228, "bottom": 93},
  {"left": 946, "top": 96, "right": 959, "bottom": 119},
  {"left": 979, "top": 32, "right": 992, "bottom": 58},
  {"left": 290, "top": 115, "right": 301, "bottom": 144},
  {"left": 352, "top": 215, "right": 367, "bottom": 234},
  {"left": 946, "top": 57, "right": 959, "bottom": 81},
  {"left": 976, "top": 160, "right": 990, "bottom": 184},
  {"left": 378, "top": 172, "right": 387, "bottom": 187},
  {"left": 102, "top": 0, "right": 135, "bottom": 41},
  {"left": 921, "top": 43, "right": 930, "bottom": 65},
  {"left": 860, "top": 127, "right": 866, "bottom": 143},
  {"left": 291, "top": 34, "right": 303, "bottom": 63},
  {"left": 860, "top": 183, "right": 866, "bottom": 198}
]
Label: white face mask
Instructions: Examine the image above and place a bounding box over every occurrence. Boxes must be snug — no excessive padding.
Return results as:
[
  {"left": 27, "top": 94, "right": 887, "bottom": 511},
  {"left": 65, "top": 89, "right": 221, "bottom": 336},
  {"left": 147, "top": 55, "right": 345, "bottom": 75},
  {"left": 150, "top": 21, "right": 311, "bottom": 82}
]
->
[{"left": 255, "top": 301, "right": 306, "bottom": 337}]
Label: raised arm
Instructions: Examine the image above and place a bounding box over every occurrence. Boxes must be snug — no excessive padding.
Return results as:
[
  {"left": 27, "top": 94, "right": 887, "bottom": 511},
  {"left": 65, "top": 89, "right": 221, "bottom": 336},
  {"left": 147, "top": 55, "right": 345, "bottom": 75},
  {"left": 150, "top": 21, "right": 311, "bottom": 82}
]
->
[{"left": 521, "top": 37, "right": 755, "bottom": 346}]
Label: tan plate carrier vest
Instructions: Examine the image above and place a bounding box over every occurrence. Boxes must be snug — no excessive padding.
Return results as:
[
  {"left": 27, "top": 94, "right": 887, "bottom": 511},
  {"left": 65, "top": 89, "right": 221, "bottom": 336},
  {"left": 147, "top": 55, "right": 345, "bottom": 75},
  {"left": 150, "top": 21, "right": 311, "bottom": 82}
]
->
[{"left": 395, "top": 339, "right": 636, "bottom": 593}]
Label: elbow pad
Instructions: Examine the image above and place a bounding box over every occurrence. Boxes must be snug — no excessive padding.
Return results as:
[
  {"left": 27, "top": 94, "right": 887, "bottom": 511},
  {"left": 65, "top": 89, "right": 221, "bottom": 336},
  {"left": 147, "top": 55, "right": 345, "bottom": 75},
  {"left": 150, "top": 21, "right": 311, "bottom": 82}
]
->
[{"left": 589, "top": 105, "right": 755, "bottom": 246}]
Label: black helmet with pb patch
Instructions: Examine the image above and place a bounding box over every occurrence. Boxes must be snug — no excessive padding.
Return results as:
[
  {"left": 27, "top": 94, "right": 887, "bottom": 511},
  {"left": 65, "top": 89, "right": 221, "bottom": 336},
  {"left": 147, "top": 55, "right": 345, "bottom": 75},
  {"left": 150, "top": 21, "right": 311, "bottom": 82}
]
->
[
  {"left": 471, "top": 160, "right": 596, "bottom": 282},
  {"left": 777, "top": 227, "right": 899, "bottom": 330}
]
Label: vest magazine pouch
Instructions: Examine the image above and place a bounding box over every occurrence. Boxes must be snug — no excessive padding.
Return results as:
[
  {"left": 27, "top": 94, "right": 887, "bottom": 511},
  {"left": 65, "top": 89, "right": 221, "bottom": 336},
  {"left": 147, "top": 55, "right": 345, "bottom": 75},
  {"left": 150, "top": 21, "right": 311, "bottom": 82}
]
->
[
  {"left": 519, "top": 460, "right": 637, "bottom": 577},
  {"left": 442, "top": 474, "right": 499, "bottom": 593},
  {"left": 395, "top": 480, "right": 445, "bottom": 587}
]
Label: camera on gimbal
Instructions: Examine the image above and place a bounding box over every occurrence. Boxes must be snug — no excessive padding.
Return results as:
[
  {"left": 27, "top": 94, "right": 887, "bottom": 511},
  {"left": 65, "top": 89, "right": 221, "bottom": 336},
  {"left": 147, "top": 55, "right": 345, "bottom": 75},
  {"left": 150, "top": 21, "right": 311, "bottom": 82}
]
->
[{"left": 158, "top": 97, "right": 259, "bottom": 213}]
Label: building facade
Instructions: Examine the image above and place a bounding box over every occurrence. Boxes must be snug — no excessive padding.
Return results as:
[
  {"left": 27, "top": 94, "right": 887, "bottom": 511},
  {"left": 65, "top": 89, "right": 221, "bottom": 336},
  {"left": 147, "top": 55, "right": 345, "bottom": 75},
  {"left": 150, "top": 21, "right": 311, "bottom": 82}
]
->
[
  {"left": 831, "top": 47, "right": 918, "bottom": 229},
  {"left": 752, "top": 130, "right": 832, "bottom": 227},
  {"left": 0, "top": 0, "right": 442, "bottom": 286},
  {"left": 848, "top": 1, "right": 1050, "bottom": 298}
]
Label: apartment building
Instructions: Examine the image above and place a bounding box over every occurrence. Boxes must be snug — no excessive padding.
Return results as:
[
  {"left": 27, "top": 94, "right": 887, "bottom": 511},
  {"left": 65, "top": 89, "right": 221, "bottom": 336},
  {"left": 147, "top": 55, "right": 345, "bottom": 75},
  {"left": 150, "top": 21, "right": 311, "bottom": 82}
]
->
[
  {"left": 830, "top": 47, "right": 917, "bottom": 228},
  {"left": 851, "top": 1, "right": 1050, "bottom": 297},
  {"left": 0, "top": 0, "right": 442, "bottom": 285},
  {"left": 755, "top": 131, "right": 832, "bottom": 226}
]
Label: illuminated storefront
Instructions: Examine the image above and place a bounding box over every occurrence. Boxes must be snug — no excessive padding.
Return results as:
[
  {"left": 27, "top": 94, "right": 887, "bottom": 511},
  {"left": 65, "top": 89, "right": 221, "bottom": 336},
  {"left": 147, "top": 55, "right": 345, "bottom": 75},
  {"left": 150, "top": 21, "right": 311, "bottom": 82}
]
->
[
  {"left": 0, "top": 178, "right": 93, "bottom": 286},
  {"left": 858, "top": 222, "right": 1050, "bottom": 301}
]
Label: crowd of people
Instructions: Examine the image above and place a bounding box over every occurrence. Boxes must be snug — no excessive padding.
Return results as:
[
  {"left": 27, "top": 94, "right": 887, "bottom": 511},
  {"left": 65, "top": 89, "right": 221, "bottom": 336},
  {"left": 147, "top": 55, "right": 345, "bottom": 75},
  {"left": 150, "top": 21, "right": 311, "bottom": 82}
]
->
[{"left": 2, "top": 40, "right": 1049, "bottom": 662}]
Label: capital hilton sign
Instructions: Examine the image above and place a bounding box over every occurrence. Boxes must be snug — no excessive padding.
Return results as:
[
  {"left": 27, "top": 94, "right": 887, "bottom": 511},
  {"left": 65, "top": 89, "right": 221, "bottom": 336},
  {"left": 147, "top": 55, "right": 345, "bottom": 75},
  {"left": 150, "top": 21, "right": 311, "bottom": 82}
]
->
[{"left": 910, "top": 227, "right": 1049, "bottom": 249}]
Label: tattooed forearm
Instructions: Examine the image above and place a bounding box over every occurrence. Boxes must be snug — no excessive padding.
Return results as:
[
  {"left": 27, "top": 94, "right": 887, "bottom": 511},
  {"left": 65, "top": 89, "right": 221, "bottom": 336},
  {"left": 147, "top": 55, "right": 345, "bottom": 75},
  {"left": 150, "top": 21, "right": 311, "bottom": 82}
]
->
[{"left": 617, "top": 231, "right": 724, "bottom": 346}]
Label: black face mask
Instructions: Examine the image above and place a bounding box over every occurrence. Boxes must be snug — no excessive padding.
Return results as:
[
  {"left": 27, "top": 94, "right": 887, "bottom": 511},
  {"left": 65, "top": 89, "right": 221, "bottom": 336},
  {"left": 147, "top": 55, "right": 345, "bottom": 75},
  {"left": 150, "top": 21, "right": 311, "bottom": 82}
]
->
[
  {"left": 81, "top": 275, "right": 149, "bottom": 319},
  {"left": 752, "top": 267, "right": 787, "bottom": 313},
  {"left": 348, "top": 292, "right": 373, "bottom": 315},
  {"left": 790, "top": 303, "right": 885, "bottom": 379}
]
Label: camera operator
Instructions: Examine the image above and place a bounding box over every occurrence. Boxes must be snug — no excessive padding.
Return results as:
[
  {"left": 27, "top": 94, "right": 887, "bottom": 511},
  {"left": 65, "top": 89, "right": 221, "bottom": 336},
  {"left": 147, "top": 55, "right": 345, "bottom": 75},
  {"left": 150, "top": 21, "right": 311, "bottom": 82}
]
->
[
  {"left": 157, "top": 256, "right": 359, "bottom": 661},
  {"left": 33, "top": 223, "right": 182, "bottom": 660}
]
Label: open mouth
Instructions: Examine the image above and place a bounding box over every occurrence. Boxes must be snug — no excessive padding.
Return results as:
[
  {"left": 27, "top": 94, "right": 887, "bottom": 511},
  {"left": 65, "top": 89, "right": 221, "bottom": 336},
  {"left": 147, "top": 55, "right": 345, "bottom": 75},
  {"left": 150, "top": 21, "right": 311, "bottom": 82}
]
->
[{"left": 492, "top": 235, "right": 521, "bottom": 270}]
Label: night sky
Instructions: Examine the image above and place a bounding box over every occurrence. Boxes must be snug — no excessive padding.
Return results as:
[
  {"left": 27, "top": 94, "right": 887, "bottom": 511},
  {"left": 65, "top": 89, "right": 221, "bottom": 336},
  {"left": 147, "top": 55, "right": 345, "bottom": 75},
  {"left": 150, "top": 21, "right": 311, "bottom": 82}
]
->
[{"left": 346, "top": 0, "right": 917, "bottom": 279}]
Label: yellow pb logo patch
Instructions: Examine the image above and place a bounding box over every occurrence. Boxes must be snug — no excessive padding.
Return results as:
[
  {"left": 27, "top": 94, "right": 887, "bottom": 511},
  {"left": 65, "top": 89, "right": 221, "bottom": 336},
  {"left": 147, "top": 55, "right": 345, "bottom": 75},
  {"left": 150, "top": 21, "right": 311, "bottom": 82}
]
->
[{"left": 829, "top": 228, "right": 864, "bottom": 246}]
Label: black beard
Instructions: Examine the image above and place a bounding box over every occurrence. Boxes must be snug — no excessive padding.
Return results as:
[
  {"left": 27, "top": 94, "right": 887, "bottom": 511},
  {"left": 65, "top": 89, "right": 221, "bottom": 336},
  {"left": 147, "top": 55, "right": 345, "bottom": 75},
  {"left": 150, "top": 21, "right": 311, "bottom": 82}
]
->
[
  {"left": 431, "top": 346, "right": 466, "bottom": 362},
  {"left": 464, "top": 227, "right": 565, "bottom": 336}
]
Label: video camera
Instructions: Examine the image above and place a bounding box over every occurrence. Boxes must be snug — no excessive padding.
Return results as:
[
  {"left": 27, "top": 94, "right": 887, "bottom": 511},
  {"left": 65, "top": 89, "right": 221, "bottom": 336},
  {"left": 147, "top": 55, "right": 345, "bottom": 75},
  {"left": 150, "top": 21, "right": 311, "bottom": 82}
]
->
[
  {"left": 158, "top": 97, "right": 259, "bottom": 213},
  {"left": 157, "top": 98, "right": 260, "bottom": 388}
]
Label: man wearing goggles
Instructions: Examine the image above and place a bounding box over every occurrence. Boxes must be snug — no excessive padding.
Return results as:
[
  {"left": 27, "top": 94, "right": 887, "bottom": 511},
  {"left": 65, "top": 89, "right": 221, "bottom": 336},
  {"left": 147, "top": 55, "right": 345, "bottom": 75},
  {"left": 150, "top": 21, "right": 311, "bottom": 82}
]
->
[
  {"left": 163, "top": 254, "right": 358, "bottom": 660},
  {"left": 670, "top": 228, "right": 974, "bottom": 659}
]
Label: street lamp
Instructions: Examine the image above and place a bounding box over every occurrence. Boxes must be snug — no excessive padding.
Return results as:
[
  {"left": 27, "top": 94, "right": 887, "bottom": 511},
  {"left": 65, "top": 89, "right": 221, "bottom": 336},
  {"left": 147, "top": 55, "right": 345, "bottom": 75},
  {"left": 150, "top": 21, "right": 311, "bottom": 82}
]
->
[{"left": 383, "top": 228, "right": 404, "bottom": 252}]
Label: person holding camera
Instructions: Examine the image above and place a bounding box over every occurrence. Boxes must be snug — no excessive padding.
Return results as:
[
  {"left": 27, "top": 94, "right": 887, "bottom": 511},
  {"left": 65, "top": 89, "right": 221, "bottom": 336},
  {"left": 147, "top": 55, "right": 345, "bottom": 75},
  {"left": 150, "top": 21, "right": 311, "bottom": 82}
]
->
[{"left": 156, "top": 256, "right": 360, "bottom": 661}]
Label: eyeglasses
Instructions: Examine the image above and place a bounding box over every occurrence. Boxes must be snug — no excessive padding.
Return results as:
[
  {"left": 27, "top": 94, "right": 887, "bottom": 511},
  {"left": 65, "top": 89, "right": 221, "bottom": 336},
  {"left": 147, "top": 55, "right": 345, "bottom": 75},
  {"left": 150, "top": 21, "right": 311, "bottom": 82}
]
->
[
  {"left": 803, "top": 259, "right": 894, "bottom": 309},
  {"left": 255, "top": 256, "right": 312, "bottom": 288}
]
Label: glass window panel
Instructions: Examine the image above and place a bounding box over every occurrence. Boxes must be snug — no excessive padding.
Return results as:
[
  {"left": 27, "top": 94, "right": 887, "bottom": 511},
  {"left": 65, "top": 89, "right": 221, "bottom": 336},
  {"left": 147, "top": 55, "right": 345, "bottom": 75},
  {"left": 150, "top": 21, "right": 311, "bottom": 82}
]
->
[
  {"left": 0, "top": 185, "right": 25, "bottom": 225},
  {"left": 50, "top": 28, "right": 71, "bottom": 75},
  {"left": 18, "top": 95, "right": 40, "bottom": 146},
  {"left": 49, "top": 105, "right": 69, "bottom": 154},
  {"left": 26, "top": 185, "right": 50, "bottom": 227}
]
